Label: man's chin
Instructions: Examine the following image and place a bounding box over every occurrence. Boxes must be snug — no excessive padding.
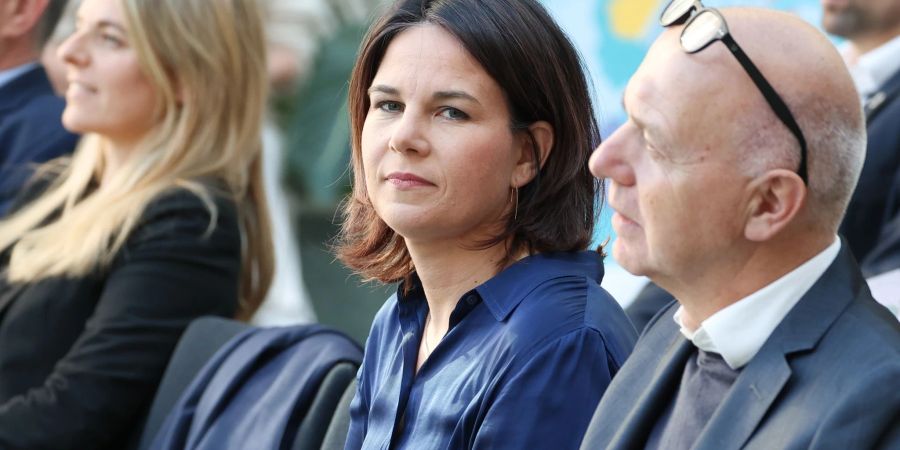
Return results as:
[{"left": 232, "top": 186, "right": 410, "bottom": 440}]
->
[{"left": 612, "top": 246, "right": 650, "bottom": 277}]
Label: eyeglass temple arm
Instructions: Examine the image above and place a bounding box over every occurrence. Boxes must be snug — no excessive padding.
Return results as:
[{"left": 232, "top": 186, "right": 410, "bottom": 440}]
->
[{"left": 721, "top": 34, "right": 809, "bottom": 182}]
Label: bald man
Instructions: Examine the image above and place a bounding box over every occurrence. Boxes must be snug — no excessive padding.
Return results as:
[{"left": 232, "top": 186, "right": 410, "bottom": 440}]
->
[{"left": 580, "top": 5, "right": 900, "bottom": 450}]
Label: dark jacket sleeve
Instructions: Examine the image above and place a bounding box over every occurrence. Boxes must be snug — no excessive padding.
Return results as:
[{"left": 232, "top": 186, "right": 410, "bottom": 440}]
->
[
  {"left": 0, "top": 96, "right": 79, "bottom": 217},
  {"left": 0, "top": 189, "right": 241, "bottom": 449},
  {"left": 862, "top": 199, "right": 900, "bottom": 277}
]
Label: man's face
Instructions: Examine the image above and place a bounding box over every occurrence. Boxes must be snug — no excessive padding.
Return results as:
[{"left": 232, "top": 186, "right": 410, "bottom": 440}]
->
[
  {"left": 589, "top": 30, "right": 752, "bottom": 287},
  {"left": 822, "top": 0, "right": 900, "bottom": 39},
  {"left": 0, "top": 0, "right": 13, "bottom": 48},
  {"left": 0, "top": 0, "right": 41, "bottom": 57}
]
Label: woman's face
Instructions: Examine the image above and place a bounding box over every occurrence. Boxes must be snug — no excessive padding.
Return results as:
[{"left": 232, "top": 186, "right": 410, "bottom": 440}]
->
[
  {"left": 362, "top": 24, "right": 527, "bottom": 246},
  {"left": 58, "top": 0, "right": 157, "bottom": 149}
]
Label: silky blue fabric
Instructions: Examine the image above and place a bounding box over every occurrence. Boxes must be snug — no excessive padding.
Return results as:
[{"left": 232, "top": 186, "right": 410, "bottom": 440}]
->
[{"left": 346, "top": 251, "right": 637, "bottom": 450}]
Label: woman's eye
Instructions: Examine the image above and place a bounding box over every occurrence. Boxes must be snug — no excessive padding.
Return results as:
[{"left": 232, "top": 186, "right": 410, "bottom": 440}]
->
[
  {"left": 439, "top": 107, "right": 469, "bottom": 120},
  {"left": 98, "top": 31, "right": 124, "bottom": 47},
  {"left": 376, "top": 101, "right": 402, "bottom": 113}
]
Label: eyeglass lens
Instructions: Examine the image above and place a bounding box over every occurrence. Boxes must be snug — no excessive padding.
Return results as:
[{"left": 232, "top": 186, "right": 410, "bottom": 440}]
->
[
  {"left": 657, "top": 0, "right": 809, "bottom": 183},
  {"left": 661, "top": 0, "right": 698, "bottom": 26},
  {"left": 681, "top": 10, "right": 723, "bottom": 52}
]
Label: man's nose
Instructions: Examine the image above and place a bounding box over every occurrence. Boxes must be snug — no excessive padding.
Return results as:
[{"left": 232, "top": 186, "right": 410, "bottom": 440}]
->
[{"left": 589, "top": 128, "right": 635, "bottom": 186}]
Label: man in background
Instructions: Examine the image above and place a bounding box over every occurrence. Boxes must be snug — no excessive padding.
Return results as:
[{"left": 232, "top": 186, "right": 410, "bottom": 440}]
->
[
  {"left": 0, "top": 0, "right": 78, "bottom": 216},
  {"left": 823, "top": 0, "right": 900, "bottom": 314}
]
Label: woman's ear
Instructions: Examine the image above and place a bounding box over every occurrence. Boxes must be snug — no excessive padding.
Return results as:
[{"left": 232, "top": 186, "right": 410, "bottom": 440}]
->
[{"left": 511, "top": 120, "right": 554, "bottom": 188}]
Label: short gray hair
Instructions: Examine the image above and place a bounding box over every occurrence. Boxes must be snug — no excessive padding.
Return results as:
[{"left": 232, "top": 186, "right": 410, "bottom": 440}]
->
[{"left": 736, "top": 93, "right": 866, "bottom": 232}]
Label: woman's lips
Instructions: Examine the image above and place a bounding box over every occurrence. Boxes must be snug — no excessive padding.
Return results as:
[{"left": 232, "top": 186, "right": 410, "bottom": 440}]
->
[
  {"left": 385, "top": 172, "right": 435, "bottom": 189},
  {"left": 66, "top": 81, "right": 97, "bottom": 99},
  {"left": 67, "top": 79, "right": 97, "bottom": 92}
]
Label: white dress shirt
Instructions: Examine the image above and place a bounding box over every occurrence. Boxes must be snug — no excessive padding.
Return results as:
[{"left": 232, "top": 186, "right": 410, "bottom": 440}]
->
[
  {"left": 845, "top": 34, "right": 900, "bottom": 99},
  {"left": 867, "top": 269, "right": 900, "bottom": 319},
  {"left": 0, "top": 62, "right": 38, "bottom": 90},
  {"left": 674, "top": 237, "right": 842, "bottom": 370}
]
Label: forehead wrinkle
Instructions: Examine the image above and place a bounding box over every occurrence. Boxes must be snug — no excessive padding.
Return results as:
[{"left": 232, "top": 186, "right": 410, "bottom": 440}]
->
[
  {"left": 627, "top": 76, "right": 674, "bottom": 144},
  {"left": 630, "top": 73, "right": 721, "bottom": 168},
  {"left": 376, "top": 33, "right": 493, "bottom": 109}
]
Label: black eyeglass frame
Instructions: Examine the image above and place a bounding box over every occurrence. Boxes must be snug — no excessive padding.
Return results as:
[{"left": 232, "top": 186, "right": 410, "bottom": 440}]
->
[{"left": 659, "top": 0, "right": 809, "bottom": 184}]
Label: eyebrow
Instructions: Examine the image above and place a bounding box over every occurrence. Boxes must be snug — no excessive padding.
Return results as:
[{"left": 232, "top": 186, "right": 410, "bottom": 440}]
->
[
  {"left": 97, "top": 20, "right": 127, "bottom": 34},
  {"left": 621, "top": 93, "right": 647, "bottom": 130},
  {"left": 76, "top": 16, "right": 127, "bottom": 34},
  {"left": 433, "top": 90, "right": 480, "bottom": 105},
  {"left": 368, "top": 85, "right": 481, "bottom": 105},
  {"left": 622, "top": 92, "right": 667, "bottom": 145},
  {"left": 368, "top": 85, "right": 398, "bottom": 96}
]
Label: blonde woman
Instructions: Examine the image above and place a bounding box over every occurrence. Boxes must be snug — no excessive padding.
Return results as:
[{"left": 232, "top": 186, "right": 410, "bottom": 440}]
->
[{"left": 0, "top": 0, "right": 272, "bottom": 448}]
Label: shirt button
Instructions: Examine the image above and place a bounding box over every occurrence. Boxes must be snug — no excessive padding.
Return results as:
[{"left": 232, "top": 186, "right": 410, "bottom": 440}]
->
[{"left": 466, "top": 295, "right": 478, "bottom": 305}]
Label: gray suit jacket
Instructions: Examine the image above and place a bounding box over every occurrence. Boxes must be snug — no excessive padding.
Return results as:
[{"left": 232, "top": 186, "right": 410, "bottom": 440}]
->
[{"left": 581, "top": 244, "right": 900, "bottom": 449}]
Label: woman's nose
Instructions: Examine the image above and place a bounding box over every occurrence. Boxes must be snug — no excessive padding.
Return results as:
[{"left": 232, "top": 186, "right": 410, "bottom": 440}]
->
[
  {"left": 387, "top": 111, "right": 430, "bottom": 157},
  {"left": 58, "top": 30, "right": 88, "bottom": 67}
]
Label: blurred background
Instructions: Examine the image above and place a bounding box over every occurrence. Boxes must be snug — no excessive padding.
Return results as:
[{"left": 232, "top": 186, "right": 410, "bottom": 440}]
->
[{"left": 257, "top": 0, "right": 825, "bottom": 343}]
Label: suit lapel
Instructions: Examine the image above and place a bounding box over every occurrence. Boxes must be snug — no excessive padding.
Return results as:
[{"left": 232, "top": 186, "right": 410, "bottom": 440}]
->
[
  {"left": 865, "top": 68, "right": 900, "bottom": 122},
  {"left": 695, "top": 242, "right": 864, "bottom": 449},
  {"left": 0, "top": 66, "right": 46, "bottom": 115},
  {"left": 609, "top": 335, "right": 693, "bottom": 449}
]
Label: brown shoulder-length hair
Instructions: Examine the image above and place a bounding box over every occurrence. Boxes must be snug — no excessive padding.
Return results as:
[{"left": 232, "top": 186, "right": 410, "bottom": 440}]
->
[{"left": 336, "top": 0, "right": 602, "bottom": 284}]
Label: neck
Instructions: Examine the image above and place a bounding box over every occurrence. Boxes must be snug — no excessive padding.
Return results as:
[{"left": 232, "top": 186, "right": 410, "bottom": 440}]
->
[
  {"left": 408, "top": 239, "right": 512, "bottom": 329},
  {"left": 0, "top": 39, "right": 38, "bottom": 71},
  {"left": 663, "top": 232, "right": 833, "bottom": 330},
  {"left": 849, "top": 30, "right": 900, "bottom": 57},
  {"left": 100, "top": 139, "right": 140, "bottom": 187}
]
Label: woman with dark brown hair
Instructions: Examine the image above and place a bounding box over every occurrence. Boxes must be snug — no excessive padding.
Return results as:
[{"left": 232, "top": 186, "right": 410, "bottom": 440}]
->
[{"left": 336, "top": 0, "right": 637, "bottom": 448}]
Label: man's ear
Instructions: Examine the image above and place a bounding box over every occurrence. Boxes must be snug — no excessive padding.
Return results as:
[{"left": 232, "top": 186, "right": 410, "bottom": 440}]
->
[
  {"left": 511, "top": 120, "right": 554, "bottom": 188},
  {"left": 0, "top": 0, "right": 49, "bottom": 40},
  {"left": 744, "top": 169, "right": 807, "bottom": 241}
]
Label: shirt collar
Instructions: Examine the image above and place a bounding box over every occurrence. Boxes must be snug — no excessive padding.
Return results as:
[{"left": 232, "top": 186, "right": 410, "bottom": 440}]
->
[
  {"left": 477, "top": 251, "right": 604, "bottom": 321},
  {"left": 845, "top": 34, "right": 900, "bottom": 98},
  {"left": 674, "top": 237, "right": 841, "bottom": 370},
  {"left": 397, "top": 251, "right": 604, "bottom": 322},
  {"left": 0, "top": 62, "right": 39, "bottom": 90}
]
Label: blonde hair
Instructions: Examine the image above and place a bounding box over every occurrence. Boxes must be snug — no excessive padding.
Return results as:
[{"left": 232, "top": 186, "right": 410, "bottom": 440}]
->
[{"left": 0, "top": 0, "right": 273, "bottom": 319}]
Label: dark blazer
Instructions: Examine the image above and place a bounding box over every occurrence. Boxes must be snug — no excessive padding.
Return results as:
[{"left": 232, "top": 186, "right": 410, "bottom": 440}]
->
[
  {"left": 625, "top": 282, "right": 673, "bottom": 333},
  {"left": 860, "top": 67, "right": 900, "bottom": 276},
  {"left": 581, "top": 244, "right": 900, "bottom": 450},
  {"left": 0, "top": 65, "right": 79, "bottom": 216},
  {"left": 0, "top": 186, "right": 242, "bottom": 449},
  {"left": 150, "top": 324, "right": 362, "bottom": 450}
]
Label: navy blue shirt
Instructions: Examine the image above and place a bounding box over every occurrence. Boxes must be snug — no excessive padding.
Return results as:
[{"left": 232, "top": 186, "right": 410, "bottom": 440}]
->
[{"left": 345, "top": 251, "right": 637, "bottom": 450}]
